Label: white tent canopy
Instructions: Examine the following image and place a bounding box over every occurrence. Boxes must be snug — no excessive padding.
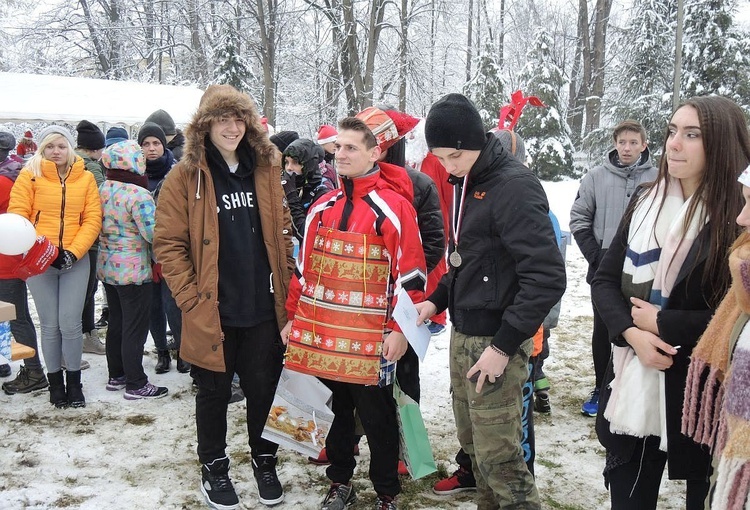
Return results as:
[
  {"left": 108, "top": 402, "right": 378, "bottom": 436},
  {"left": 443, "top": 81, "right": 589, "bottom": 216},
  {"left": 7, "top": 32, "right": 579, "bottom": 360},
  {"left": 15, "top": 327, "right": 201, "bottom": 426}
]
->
[{"left": 0, "top": 72, "right": 204, "bottom": 128}]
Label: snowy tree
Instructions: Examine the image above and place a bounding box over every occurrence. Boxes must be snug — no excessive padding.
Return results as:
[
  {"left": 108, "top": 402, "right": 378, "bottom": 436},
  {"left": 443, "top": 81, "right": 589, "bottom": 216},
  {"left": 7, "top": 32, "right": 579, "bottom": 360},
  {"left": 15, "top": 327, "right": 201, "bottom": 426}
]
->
[
  {"left": 604, "top": 0, "right": 676, "bottom": 154},
  {"left": 213, "top": 31, "right": 254, "bottom": 94},
  {"left": 467, "top": 43, "right": 506, "bottom": 130},
  {"left": 516, "top": 31, "right": 577, "bottom": 181},
  {"left": 681, "top": 0, "right": 750, "bottom": 108}
]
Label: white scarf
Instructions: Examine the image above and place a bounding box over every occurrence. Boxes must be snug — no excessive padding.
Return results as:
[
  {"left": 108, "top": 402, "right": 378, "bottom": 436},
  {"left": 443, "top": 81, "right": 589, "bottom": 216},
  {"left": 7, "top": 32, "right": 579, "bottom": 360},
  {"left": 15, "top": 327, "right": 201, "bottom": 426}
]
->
[{"left": 606, "top": 178, "right": 706, "bottom": 450}]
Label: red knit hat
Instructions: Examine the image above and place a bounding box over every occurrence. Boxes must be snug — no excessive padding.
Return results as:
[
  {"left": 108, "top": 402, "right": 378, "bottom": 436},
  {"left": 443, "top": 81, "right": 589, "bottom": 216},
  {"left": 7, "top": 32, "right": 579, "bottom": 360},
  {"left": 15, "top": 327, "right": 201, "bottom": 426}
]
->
[
  {"left": 356, "top": 107, "right": 400, "bottom": 151},
  {"left": 383, "top": 110, "right": 420, "bottom": 137},
  {"left": 317, "top": 124, "right": 338, "bottom": 145}
]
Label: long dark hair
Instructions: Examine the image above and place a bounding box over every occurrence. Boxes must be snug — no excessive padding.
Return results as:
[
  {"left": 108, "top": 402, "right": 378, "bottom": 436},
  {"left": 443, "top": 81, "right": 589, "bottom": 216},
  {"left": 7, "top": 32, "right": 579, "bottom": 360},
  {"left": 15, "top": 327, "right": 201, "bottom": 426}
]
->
[{"left": 628, "top": 96, "right": 750, "bottom": 305}]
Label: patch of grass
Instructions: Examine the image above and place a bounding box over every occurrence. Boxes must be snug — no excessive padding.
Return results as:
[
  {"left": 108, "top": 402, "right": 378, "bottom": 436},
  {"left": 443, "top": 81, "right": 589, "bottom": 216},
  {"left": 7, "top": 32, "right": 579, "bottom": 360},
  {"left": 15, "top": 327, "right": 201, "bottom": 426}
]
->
[
  {"left": 125, "top": 414, "right": 155, "bottom": 426},
  {"left": 542, "top": 495, "right": 587, "bottom": 510},
  {"left": 18, "top": 412, "right": 40, "bottom": 425},
  {"left": 52, "top": 494, "right": 87, "bottom": 508},
  {"left": 536, "top": 458, "right": 562, "bottom": 469}
]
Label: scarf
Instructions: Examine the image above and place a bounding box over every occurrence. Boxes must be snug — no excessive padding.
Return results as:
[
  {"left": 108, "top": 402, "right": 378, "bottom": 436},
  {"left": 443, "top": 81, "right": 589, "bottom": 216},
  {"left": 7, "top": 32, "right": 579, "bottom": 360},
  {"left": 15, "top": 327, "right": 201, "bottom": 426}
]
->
[
  {"left": 145, "top": 150, "right": 175, "bottom": 182},
  {"left": 106, "top": 168, "right": 149, "bottom": 189},
  {"left": 683, "top": 234, "right": 750, "bottom": 509},
  {"left": 605, "top": 178, "right": 706, "bottom": 450}
]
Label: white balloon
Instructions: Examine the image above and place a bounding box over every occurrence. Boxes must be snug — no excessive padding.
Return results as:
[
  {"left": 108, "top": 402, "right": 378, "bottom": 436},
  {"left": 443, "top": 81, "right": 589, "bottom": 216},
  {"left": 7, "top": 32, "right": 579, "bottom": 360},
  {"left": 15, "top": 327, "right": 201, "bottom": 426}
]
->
[{"left": 0, "top": 213, "right": 37, "bottom": 255}]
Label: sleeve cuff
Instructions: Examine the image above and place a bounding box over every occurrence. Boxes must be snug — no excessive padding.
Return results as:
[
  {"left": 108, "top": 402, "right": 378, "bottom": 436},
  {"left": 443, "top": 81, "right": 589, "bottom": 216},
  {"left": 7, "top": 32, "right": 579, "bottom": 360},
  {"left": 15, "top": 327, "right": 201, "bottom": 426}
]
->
[
  {"left": 491, "top": 320, "right": 531, "bottom": 355},
  {"left": 427, "top": 284, "right": 449, "bottom": 313}
]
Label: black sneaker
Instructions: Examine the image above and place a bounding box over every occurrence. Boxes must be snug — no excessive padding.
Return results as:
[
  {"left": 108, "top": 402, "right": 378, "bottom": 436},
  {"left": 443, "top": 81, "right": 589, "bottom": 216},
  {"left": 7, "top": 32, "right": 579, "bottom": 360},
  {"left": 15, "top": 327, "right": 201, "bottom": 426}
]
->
[
  {"left": 534, "top": 391, "right": 551, "bottom": 413},
  {"left": 201, "top": 457, "right": 239, "bottom": 510},
  {"left": 252, "top": 454, "right": 284, "bottom": 506},
  {"left": 321, "top": 483, "right": 357, "bottom": 510}
]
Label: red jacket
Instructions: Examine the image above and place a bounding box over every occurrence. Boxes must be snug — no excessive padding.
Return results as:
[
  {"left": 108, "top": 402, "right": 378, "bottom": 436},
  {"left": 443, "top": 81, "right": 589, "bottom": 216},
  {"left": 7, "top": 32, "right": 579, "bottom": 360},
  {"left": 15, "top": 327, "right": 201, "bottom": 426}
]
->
[{"left": 286, "top": 164, "right": 426, "bottom": 332}]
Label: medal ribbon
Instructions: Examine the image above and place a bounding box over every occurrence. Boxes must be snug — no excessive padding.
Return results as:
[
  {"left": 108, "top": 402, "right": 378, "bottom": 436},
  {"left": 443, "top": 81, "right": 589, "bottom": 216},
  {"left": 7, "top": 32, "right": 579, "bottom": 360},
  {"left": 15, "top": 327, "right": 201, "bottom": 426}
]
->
[{"left": 452, "top": 177, "right": 470, "bottom": 253}]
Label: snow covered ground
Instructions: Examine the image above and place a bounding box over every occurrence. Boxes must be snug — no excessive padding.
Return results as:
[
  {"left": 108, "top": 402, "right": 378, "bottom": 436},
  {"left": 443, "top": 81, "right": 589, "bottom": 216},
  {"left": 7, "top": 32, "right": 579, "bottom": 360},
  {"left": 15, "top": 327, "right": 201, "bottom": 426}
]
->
[{"left": 0, "top": 180, "right": 687, "bottom": 509}]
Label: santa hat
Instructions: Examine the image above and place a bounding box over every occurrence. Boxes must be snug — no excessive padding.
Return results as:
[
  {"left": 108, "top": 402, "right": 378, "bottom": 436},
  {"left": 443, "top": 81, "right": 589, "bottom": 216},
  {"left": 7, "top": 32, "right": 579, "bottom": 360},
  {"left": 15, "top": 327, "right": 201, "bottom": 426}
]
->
[
  {"left": 24, "top": 130, "right": 33, "bottom": 139},
  {"left": 383, "top": 110, "right": 420, "bottom": 138},
  {"left": 316, "top": 124, "right": 338, "bottom": 145},
  {"left": 355, "top": 107, "right": 400, "bottom": 151}
]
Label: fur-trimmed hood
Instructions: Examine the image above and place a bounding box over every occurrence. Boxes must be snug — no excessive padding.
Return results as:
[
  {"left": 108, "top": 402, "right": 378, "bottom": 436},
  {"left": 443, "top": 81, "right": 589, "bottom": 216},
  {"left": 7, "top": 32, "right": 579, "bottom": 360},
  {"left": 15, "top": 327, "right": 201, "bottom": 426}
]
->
[{"left": 182, "top": 84, "right": 280, "bottom": 170}]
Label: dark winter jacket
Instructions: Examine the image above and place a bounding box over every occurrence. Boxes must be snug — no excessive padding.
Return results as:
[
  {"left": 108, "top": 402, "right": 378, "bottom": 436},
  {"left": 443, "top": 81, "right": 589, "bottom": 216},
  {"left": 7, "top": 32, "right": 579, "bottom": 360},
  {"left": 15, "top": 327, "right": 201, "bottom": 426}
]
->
[
  {"left": 145, "top": 149, "right": 176, "bottom": 193},
  {"left": 591, "top": 207, "right": 717, "bottom": 480},
  {"left": 429, "top": 134, "right": 566, "bottom": 355},
  {"left": 398, "top": 164, "right": 445, "bottom": 273},
  {"left": 570, "top": 147, "right": 657, "bottom": 282},
  {"left": 168, "top": 130, "right": 185, "bottom": 162},
  {"left": 281, "top": 139, "right": 330, "bottom": 241}
]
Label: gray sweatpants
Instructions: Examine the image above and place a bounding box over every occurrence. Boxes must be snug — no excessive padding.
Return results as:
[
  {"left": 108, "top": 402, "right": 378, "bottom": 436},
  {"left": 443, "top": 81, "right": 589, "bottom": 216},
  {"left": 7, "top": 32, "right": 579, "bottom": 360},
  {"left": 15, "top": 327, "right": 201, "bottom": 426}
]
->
[{"left": 26, "top": 253, "right": 89, "bottom": 373}]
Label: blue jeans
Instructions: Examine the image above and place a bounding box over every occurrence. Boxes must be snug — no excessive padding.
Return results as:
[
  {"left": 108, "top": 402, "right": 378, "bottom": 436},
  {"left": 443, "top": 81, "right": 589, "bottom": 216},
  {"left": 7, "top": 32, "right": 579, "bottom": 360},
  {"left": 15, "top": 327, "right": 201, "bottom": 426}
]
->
[
  {"left": 149, "top": 280, "right": 182, "bottom": 351},
  {"left": 26, "top": 253, "right": 90, "bottom": 372},
  {"left": 0, "top": 278, "right": 41, "bottom": 369}
]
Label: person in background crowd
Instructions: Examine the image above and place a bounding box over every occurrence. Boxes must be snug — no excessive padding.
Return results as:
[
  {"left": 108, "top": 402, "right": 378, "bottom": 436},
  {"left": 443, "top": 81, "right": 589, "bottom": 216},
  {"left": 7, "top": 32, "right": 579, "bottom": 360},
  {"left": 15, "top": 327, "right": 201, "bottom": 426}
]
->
[
  {"left": 405, "top": 118, "right": 453, "bottom": 337},
  {"left": 269, "top": 131, "right": 299, "bottom": 154},
  {"left": 75, "top": 120, "right": 107, "bottom": 356},
  {"left": 98, "top": 140, "right": 168, "bottom": 400},
  {"left": 154, "top": 84, "right": 293, "bottom": 510},
  {"left": 282, "top": 116, "right": 426, "bottom": 510},
  {"left": 94, "top": 126, "right": 131, "bottom": 330},
  {"left": 0, "top": 130, "right": 47, "bottom": 393},
  {"left": 9, "top": 125, "right": 102, "bottom": 409},
  {"left": 137, "top": 122, "right": 187, "bottom": 374},
  {"left": 570, "top": 119, "right": 657, "bottom": 417},
  {"left": 415, "top": 94, "right": 565, "bottom": 510},
  {"left": 316, "top": 124, "right": 337, "bottom": 164},
  {"left": 16, "top": 130, "right": 37, "bottom": 159},
  {"left": 281, "top": 138, "right": 333, "bottom": 242},
  {"left": 591, "top": 96, "right": 746, "bottom": 509},
  {"left": 145, "top": 109, "right": 185, "bottom": 161}
]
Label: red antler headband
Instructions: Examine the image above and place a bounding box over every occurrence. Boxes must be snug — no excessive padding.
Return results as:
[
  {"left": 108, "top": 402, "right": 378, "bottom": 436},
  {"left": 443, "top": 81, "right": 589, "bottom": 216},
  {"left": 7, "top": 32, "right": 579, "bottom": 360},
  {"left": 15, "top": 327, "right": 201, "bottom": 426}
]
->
[{"left": 497, "top": 90, "right": 546, "bottom": 131}]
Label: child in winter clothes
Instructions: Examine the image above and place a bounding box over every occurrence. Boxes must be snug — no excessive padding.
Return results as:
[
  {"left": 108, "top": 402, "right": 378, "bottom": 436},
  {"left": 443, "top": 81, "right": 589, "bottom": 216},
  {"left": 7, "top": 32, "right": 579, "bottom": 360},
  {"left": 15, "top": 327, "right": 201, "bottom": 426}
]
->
[{"left": 97, "top": 140, "right": 167, "bottom": 400}]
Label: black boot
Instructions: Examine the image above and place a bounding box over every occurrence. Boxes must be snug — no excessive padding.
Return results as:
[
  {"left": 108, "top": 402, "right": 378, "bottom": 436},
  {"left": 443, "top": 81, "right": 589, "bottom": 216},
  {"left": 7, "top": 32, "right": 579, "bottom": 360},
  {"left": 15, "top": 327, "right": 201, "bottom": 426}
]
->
[
  {"left": 66, "top": 370, "right": 86, "bottom": 408},
  {"left": 176, "top": 354, "right": 191, "bottom": 373},
  {"left": 155, "top": 350, "right": 171, "bottom": 374},
  {"left": 48, "top": 370, "right": 68, "bottom": 408}
]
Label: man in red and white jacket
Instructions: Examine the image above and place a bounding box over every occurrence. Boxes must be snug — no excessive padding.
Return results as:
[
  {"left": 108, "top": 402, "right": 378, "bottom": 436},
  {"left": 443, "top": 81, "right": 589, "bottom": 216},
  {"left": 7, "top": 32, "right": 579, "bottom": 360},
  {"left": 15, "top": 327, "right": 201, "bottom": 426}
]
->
[{"left": 282, "top": 117, "right": 426, "bottom": 510}]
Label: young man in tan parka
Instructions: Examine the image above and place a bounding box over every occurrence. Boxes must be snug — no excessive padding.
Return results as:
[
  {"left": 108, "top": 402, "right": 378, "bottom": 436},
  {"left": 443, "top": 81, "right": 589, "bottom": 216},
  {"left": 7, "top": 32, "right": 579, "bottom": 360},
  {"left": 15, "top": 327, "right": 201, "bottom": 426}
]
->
[{"left": 153, "top": 84, "right": 294, "bottom": 510}]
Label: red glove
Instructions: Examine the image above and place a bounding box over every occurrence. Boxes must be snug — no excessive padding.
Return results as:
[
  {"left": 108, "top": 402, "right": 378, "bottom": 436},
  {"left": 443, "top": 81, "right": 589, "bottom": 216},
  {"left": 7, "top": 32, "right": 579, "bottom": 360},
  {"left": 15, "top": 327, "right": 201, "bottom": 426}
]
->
[{"left": 152, "top": 263, "right": 163, "bottom": 283}]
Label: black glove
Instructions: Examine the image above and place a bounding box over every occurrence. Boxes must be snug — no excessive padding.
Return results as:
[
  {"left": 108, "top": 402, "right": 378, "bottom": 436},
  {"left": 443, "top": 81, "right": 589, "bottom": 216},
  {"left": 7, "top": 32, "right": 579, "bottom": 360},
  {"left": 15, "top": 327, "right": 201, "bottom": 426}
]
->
[{"left": 51, "top": 249, "right": 77, "bottom": 271}]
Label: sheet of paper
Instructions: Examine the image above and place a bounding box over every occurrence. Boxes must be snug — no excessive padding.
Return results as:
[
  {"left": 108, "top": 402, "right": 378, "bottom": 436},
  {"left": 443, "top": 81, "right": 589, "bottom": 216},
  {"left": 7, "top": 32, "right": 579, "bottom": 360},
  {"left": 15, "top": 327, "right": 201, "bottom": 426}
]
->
[{"left": 392, "top": 288, "right": 431, "bottom": 362}]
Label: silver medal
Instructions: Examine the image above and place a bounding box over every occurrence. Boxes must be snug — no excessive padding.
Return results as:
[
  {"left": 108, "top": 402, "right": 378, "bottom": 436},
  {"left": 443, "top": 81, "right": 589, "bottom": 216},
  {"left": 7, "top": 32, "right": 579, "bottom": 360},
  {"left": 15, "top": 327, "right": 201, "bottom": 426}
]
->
[{"left": 449, "top": 250, "right": 462, "bottom": 268}]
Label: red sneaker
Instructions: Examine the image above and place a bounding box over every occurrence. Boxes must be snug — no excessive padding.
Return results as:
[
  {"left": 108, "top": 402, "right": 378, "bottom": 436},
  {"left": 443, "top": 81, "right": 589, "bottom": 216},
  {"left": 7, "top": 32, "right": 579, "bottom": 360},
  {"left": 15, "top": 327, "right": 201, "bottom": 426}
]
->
[
  {"left": 308, "top": 445, "right": 361, "bottom": 465},
  {"left": 398, "top": 460, "right": 409, "bottom": 476},
  {"left": 432, "top": 467, "right": 477, "bottom": 495}
]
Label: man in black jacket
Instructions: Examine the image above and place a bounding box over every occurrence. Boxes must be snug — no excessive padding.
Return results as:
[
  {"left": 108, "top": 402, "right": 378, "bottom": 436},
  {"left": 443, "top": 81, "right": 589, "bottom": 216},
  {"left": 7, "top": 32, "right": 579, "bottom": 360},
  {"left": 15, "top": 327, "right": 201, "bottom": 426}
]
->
[{"left": 416, "top": 94, "right": 565, "bottom": 510}]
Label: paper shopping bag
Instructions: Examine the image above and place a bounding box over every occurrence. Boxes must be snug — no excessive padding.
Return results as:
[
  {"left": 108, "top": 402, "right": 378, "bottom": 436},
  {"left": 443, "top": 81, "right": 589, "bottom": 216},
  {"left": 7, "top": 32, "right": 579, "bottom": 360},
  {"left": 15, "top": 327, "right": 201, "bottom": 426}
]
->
[
  {"left": 262, "top": 368, "right": 335, "bottom": 458},
  {"left": 394, "top": 379, "right": 437, "bottom": 479}
]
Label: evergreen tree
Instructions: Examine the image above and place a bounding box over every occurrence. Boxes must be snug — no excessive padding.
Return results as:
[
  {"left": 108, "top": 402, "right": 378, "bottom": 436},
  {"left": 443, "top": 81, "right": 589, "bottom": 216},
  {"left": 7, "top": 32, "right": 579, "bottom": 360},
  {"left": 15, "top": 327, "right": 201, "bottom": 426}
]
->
[
  {"left": 681, "top": 0, "right": 750, "bottom": 109},
  {"left": 516, "top": 31, "right": 577, "bottom": 181},
  {"left": 467, "top": 43, "right": 506, "bottom": 130},
  {"left": 606, "top": 0, "right": 676, "bottom": 154},
  {"left": 213, "top": 31, "right": 253, "bottom": 94}
]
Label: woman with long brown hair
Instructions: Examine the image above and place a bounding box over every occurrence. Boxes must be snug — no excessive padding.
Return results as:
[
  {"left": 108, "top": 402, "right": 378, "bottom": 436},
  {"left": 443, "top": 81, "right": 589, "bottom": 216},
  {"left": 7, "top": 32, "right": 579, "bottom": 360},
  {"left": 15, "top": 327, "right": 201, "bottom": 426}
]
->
[{"left": 591, "top": 95, "right": 750, "bottom": 509}]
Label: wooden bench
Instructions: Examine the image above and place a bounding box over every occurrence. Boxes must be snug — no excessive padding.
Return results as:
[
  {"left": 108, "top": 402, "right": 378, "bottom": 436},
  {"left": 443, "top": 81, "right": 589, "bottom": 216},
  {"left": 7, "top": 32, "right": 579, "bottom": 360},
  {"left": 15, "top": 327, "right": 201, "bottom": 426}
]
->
[{"left": 11, "top": 341, "right": 36, "bottom": 361}]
